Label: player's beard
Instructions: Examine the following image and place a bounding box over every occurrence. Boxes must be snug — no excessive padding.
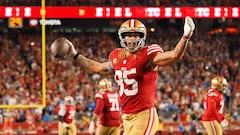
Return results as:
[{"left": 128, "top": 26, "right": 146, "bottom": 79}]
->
[
  {"left": 126, "top": 41, "right": 137, "bottom": 51},
  {"left": 126, "top": 38, "right": 139, "bottom": 52},
  {"left": 119, "top": 39, "right": 140, "bottom": 59}
]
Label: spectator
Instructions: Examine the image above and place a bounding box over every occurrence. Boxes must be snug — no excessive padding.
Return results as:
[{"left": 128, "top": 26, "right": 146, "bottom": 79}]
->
[{"left": 42, "top": 110, "right": 51, "bottom": 122}]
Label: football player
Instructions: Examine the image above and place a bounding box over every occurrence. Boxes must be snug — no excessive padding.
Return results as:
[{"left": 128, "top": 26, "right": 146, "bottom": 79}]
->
[
  {"left": 88, "top": 78, "right": 121, "bottom": 135},
  {"left": 202, "top": 76, "right": 229, "bottom": 135},
  {"left": 55, "top": 16, "right": 195, "bottom": 135},
  {"left": 58, "top": 96, "right": 76, "bottom": 135}
]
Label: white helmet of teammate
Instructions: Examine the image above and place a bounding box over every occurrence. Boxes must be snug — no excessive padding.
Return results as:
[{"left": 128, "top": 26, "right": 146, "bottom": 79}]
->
[
  {"left": 98, "top": 78, "right": 113, "bottom": 92},
  {"left": 211, "top": 76, "right": 229, "bottom": 93},
  {"left": 64, "top": 96, "right": 74, "bottom": 105},
  {"left": 118, "top": 19, "right": 147, "bottom": 52}
]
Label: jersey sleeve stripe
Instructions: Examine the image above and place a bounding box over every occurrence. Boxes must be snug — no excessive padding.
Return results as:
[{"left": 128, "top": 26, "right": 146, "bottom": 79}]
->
[{"left": 147, "top": 44, "right": 163, "bottom": 55}]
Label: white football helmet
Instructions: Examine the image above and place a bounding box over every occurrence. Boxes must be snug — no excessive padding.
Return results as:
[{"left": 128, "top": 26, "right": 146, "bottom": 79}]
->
[
  {"left": 211, "top": 76, "right": 229, "bottom": 92},
  {"left": 98, "top": 78, "right": 112, "bottom": 92},
  {"left": 64, "top": 96, "right": 74, "bottom": 105},
  {"left": 118, "top": 19, "right": 146, "bottom": 52}
]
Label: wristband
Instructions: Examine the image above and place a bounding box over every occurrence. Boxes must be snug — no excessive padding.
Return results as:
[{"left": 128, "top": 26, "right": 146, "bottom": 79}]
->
[
  {"left": 182, "top": 35, "right": 190, "bottom": 40},
  {"left": 73, "top": 52, "right": 80, "bottom": 60}
]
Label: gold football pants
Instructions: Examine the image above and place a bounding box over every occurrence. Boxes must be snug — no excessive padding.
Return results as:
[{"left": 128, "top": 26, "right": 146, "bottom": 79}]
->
[
  {"left": 122, "top": 107, "right": 159, "bottom": 135},
  {"left": 58, "top": 122, "right": 77, "bottom": 135},
  {"left": 95, "top": 125, "right": 120, "bottom": 135},
  {"left": 202, "top": 120, "right": 223, "bottom": 135}
]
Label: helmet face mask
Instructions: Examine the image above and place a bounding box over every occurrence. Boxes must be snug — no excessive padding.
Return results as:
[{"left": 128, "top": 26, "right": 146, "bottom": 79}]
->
[
  {"left": 64, "top": 96, "right": 74, "bottom": 105},
  {"left": 211, "top": 76, "right": 229, "bottom": 93},
  {"left": 98, "top": 78, "right": 112, "bottom": 92},
  {"left": 118, "top": 19, "right": 146, "bottom": 52}
]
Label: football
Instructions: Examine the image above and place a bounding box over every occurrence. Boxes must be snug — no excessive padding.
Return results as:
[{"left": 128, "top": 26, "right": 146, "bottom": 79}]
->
[{"left": 50, "top": 37, "right": 70, "bottom": 58}]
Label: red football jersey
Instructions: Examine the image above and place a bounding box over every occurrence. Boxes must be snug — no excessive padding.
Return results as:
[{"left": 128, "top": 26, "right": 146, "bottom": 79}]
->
[
  {"left": 109, "top": 44, "right": 163, "bottom": 114},
  {"left": 202, "top": 88, "right": 225, "bottom": 122},
  {"left": 94, "top": 91, "right": 121, "bottom": 127},
  {"left": 58, "top": 104, "right": 76, "bottom": 123}
]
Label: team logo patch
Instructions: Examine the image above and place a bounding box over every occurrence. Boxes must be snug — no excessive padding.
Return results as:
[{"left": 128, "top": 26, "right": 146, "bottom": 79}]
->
[{"left": 113, "top": 58, "right": 117, "bottom": 64}]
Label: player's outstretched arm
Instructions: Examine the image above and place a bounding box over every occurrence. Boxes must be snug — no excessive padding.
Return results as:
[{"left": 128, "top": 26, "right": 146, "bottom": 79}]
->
[
  {"left": 73, "top": 51, "right": 113, "bottom": 75},
  {"left": 153, "top": 16, "right": 195, "bottom": 66},
  {"left": 52, "top": 37, "right": 114, "bottom": 75}
]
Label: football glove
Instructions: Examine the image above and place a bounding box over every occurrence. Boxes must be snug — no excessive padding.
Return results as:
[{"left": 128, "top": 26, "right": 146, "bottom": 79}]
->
[
  {"left": 220, "top": 119, "right": 228, "bottom": 128},
  {"left": 183, "top": 16, "right": 195, "bottom": 39},
  {"left": 65, "top": 39, "right": 78, "bottom": 58},
  {"left": 88, "top": 121, "right": 95, "bottom": 135}
]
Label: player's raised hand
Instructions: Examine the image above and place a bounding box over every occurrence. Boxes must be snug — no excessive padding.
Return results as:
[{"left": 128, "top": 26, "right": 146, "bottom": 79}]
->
[
  {"left": 50, "top": 37, "right": 78, "bottom": 58},
  {"left": 65, "top": 38, "right": 78, "bottom": 58},
  {"left": 183, "top": 16, "right": 195, "bottom": 39}
]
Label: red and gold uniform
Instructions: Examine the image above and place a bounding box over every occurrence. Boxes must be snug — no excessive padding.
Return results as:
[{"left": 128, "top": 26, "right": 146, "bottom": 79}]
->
[
  {"left": 62, "top": 17, "right": 195, "bottom": 135},
  {"left": 95, "top": 90, "right": 121, "bottom": 135},
  {"left": 202, "top": 76, "right": 229, "bottom": 135},
  {"left": 89, "top": 78, "right": 121, "bottom": 135},
  {"left": 95, "top": 91, "right": 121, "bottom": 127},
  {"left": 109, "top": 44, "right": 163, "bottom": 135},
  {"left": 202, "top": 89, "right": 224, "bottom": 122},
  {"left": 58, "top": 96, "right": 76, "bottom": 135}
]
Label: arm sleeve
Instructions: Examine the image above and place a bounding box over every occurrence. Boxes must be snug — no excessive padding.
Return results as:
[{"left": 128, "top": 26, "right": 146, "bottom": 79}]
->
[
  {"left": 58, "top": 115, "right": 64, "bottom": 122},
  {"left": 94, "top": 98, "right": 105, "bottom": 115}
]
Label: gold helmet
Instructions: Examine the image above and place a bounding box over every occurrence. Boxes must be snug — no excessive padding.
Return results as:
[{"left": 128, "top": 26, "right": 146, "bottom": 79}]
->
[
  {"left": 64, "top": 96, "right": 74, "bottom": 105},
  {"left": 211, "top": 76, "right": 228, "bottom": 92},
  {"left": 98, "top": 78, "right": 112, "bottom": 92},
  {"left": 118, "top": 19, "right": 146, "bottom": 52}
]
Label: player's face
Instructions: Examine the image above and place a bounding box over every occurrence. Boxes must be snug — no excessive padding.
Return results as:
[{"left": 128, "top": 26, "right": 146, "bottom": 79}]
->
[{"left": 124, "top": 33, "right": 141, "bottom": 51}]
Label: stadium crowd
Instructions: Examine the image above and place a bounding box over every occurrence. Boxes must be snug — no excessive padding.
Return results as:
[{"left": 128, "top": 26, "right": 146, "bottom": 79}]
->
[{"left": 0, "top": 20, "right": 239, "bottom": 134}]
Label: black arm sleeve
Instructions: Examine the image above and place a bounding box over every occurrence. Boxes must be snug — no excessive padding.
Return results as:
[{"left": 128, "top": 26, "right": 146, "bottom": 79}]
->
[{"left": 58, "top": 115, "right": 64, "bottom": 123}]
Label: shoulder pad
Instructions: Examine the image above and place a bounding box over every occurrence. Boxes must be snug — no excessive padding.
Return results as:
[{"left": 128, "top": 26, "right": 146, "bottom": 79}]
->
[
  {"left": 95, "top": 93, "right": 103, "bottom": 99},
  {"left": 207, "top": 91, "right": 218, "bottom": 97}
]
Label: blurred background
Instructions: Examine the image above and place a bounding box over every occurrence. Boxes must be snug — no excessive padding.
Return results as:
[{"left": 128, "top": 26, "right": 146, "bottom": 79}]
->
[{"left": 0, "top": 0, "right": 239, "bottom": 135}]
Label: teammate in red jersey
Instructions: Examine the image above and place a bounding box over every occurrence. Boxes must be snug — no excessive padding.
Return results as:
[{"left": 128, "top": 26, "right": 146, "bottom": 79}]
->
[
  {"left": 58, "top": 96, "right": 77, "bottom": 135},
  {"left": 88, "top": 78, "right": 121, "bottom": 135},
  {"left": 202, "top": 76, "right": 229, "bottom": 135},
  {"left": 53, "top": 16, "right": 195, "bottom": 135}
]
